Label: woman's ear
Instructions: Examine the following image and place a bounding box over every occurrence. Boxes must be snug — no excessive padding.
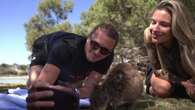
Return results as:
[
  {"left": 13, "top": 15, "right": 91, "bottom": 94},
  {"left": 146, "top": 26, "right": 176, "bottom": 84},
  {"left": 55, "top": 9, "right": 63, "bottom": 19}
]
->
[{"left": 144, "top": 27, "right": 152, "bottom": 43}]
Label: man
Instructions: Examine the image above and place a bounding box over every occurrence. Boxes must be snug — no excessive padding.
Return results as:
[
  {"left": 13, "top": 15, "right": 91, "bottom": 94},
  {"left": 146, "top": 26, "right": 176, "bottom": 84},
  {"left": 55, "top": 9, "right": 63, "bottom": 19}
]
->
[{"left": 26, "top": 23, "right": 119, "bottom": 110}]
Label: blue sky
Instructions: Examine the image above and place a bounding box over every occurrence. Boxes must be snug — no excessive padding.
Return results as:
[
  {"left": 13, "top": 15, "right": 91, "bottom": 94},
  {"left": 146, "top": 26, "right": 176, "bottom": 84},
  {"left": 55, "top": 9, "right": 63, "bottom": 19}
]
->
[{"left": 0, "top": 0, "right": 94, "bottom": 65}]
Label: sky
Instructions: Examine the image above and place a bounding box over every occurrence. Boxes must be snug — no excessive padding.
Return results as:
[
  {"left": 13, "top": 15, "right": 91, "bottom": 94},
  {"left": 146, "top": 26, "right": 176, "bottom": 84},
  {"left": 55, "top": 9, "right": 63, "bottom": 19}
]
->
[{"left": 0, "top": 0, "right": 94, "bottom": 65}]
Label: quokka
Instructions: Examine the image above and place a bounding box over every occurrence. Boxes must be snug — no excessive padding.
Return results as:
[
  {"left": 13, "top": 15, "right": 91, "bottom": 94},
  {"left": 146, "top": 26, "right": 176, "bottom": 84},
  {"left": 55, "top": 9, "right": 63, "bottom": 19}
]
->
[{"left": 90, "top": 63, "right": 143, "bottom": 110}]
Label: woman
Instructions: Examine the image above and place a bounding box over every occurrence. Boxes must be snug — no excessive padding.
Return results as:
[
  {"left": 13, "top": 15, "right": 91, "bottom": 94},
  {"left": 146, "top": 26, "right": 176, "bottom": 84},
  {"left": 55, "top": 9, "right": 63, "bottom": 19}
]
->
[{"left": 144, "top": 0, "right": 195, "bottom": 100}]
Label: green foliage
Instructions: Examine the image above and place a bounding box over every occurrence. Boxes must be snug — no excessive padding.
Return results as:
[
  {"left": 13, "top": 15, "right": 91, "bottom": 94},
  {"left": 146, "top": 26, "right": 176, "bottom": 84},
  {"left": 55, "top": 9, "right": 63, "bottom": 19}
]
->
[
  {"left": 72, "top": 24, "right": 87, "bottom": 37},
  {"left": 0, "top": 66, "right": 17, "bottom": 76},
  {"left": 1, "top": 63, "right": 10, "bottom": 68},
  {"left": 78, "top": 0, "right": 156, "bottom": 48},
  {"left": 18, "top": 65, "right": 27, "bottom": 71},
  {"left": 25, "top": 0, "right": 73, "bottom": 50},
  {"left": 0, "top": 64, "right": 27, "bottom": 76},
  {"left": 25, "top": 0, "right": 159, "bottom": 50},
  {"left": 0, "top": 84, "right": 26, "bottom": 92},
  {"left": 25, "top": 0, "right": 195, "bottom": 51},
  {"left": 176, "top": 0, "right": 195, "bottom": 19},
  {"left": 157, "top": 0, "right": 195, "bottom": 20}
]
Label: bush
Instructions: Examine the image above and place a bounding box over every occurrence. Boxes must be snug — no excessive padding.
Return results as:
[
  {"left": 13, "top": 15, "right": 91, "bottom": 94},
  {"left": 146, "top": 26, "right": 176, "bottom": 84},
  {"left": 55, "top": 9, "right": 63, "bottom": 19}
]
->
[
  {"left": 18, "top": 65, "right": 27, "bottom": 71},
  {"left": 0, "top": 67, "right": 17, "bottom": 76}
]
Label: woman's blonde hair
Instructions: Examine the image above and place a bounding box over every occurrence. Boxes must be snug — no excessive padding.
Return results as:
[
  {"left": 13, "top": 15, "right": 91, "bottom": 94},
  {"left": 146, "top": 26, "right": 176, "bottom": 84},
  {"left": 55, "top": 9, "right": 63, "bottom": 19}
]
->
[{"left": 150, "top": 0, "right": 195, "bottom": 51}]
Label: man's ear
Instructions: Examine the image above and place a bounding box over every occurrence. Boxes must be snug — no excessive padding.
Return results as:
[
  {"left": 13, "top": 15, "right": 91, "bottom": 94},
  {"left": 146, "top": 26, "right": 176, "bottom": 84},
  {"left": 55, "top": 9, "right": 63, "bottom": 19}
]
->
[{"left": 144, "top": 27, "right": 152, "bottom": 43}]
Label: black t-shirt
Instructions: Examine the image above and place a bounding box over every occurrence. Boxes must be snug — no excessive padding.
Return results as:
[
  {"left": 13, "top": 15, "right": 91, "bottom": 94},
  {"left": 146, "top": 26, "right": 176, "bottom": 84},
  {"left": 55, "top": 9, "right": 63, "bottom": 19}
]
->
[
  {"left": 161, "top": 39, "right": 190, "bottom": 81},
  {"left": 38, "top": 31, "right": 114, "bottom": 83}
]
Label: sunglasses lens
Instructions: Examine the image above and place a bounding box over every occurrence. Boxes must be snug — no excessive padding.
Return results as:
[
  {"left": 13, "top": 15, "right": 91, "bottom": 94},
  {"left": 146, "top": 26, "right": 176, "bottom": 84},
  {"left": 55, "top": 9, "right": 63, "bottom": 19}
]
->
[
  {"left": 100, "top": 48, "right": 110, "bottom": 55},
  {"left": 90, "top": 40, "right": 111, "bottom": 55},
  {"left": 90, "top": 40, "right": 99, "bottom": 50}
]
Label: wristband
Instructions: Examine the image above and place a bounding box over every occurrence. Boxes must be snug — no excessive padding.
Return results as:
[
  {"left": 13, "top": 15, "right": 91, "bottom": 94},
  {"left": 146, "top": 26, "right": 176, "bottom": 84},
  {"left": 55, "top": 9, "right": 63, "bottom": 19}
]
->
[{"left": 74, "top": 88, "right": 80, "bottom": 96}]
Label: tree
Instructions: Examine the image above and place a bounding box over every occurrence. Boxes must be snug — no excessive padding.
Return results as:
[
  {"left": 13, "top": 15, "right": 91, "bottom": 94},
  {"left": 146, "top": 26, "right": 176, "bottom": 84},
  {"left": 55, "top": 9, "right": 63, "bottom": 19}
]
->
[
  {"left": 25, "top": 0, "right": 73, "bottom": 50},
  {"left": 77, "top": 0, "right": 156, "bottom": 49},
  {"left": 157, "top": 0, "right": 195, "bottom": 19},
  {"left": 177, "top": 0, "right": 195, "bottom": 19}
]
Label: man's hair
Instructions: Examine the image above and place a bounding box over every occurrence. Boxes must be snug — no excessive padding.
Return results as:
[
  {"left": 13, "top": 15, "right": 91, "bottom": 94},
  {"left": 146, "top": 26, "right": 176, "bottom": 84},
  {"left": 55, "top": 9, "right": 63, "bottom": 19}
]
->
[{"left": 88, "top": 23, "right": 119, "bottom": 47}]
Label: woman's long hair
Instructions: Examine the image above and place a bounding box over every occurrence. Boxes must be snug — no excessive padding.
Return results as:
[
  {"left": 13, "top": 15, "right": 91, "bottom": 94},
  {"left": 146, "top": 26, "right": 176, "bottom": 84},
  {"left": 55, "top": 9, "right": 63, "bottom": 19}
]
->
[
  {"left": 150, "top": 0, "right": 195, "bottom": 52},
  {"left": 147, "top": 0, "right": 195, "bottom": 82}
]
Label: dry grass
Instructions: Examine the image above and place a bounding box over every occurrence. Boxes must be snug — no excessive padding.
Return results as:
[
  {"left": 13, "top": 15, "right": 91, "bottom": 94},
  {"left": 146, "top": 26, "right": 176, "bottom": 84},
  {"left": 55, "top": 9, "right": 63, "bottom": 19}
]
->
[
  {"left": 0, "top": 83, "right": 26, "bottom": 92},
  {"left": 118, "top": 94, "right": 195, "bottom": 110}
]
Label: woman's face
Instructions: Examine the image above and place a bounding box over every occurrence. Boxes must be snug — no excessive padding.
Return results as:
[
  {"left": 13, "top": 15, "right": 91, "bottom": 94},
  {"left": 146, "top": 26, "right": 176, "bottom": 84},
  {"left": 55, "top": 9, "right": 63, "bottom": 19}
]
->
[{"left": 149, "top": 9, "right": 173, "bottom": 47}]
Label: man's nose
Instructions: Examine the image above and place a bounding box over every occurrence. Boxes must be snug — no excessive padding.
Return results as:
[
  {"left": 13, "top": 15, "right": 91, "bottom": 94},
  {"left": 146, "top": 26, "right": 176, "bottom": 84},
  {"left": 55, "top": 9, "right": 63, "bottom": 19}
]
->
[{"left": 93, "top": 48, "right": 102, "bottom": 55}]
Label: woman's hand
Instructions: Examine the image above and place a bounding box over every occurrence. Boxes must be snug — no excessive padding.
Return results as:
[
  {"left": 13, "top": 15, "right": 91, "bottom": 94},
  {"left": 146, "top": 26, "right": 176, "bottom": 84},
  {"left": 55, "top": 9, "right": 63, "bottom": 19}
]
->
[{"left": 150, "top": 73, "right": 172, "bottom": 97}]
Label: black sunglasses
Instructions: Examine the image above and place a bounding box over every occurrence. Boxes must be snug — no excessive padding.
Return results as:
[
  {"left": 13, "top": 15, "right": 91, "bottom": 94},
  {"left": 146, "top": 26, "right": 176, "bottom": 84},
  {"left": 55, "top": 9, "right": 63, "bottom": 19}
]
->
[{"left": 90, "top": 39, "right": 112, "bottom": 55}]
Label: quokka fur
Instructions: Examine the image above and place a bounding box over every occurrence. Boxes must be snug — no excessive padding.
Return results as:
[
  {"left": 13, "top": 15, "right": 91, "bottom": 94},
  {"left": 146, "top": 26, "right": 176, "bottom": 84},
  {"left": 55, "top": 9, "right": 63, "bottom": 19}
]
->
[{"left": 90, "top": 63, "right": 144, "bottom": 110}]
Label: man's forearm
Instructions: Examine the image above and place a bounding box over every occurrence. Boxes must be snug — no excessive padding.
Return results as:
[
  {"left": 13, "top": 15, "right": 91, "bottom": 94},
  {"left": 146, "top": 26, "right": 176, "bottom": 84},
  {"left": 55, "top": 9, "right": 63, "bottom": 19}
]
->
[
  {"left": 78, "top": 72, "right": 101, "bottom": 98},
  {"left": 78, "top": 86, "right": 94, "bottom": 98},
  {"left": 27, "top": 65, "right": 43, "bottom": 88}
]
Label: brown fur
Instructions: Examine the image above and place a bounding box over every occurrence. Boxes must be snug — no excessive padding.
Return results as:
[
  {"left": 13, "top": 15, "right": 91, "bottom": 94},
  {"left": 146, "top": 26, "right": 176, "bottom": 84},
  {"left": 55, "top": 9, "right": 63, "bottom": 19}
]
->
[{"left": 90, "top": 63, "right": 143, "bottom": 110}]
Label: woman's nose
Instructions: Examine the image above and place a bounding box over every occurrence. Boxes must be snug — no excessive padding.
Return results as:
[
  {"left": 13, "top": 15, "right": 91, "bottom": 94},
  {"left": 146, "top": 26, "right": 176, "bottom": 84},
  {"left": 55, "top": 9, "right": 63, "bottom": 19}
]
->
[{"left": 153, "top": 23, "right": 160, "bottom": 31}]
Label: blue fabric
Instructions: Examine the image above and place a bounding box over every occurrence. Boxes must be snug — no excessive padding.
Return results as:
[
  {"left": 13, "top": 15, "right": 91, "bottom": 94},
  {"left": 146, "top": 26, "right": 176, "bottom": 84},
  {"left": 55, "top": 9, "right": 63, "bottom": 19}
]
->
[{"left": 0, "top": 93, "right": 26, "bottom": 110}]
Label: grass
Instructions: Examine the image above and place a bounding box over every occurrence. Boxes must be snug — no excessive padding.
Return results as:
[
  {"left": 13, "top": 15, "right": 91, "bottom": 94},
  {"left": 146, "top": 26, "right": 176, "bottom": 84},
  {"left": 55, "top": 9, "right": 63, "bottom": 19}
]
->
[
  {"left": 120, "top": 94, "right": 195, "bottom": 110},
  {"left": 0, "top": 83, "right": 26, "bottom": 92},
  {"left": 0, "top": 84, "right": 195, "bottom": 110}
]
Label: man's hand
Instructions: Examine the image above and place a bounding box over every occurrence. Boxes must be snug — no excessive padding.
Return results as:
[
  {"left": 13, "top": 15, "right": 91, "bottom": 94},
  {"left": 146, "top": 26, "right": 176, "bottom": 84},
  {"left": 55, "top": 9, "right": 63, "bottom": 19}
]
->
[
  {"left": 153, "top": 69, "right": 169, "bottom": 81},
  {"left": 181, "top": 80, "right": 195, "bottom": 100},
  {"left": 26, "top": 81, "right": 55, "bottom": 110},
  {"left": 26, "top": 81, "right": 79, "bottom": 110}
]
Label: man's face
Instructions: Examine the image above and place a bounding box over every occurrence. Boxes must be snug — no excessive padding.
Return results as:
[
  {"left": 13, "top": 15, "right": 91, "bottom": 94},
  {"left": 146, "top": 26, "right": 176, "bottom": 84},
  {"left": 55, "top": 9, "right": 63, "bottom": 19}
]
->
[{"left": 85, "top": 29, "right": 116, "bottom": 62}]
